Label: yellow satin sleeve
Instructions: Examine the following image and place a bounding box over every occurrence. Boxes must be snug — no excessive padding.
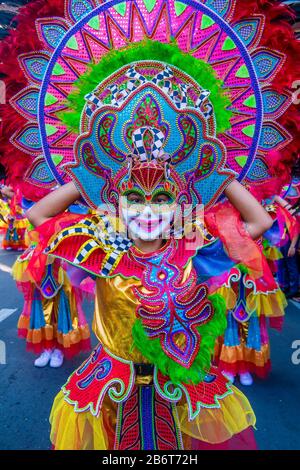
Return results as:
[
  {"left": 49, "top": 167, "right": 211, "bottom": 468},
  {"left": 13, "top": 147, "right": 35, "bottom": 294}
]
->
[
  {"left": 93, "top": 276, "right": 148, "bottom": 363},
  {"left": 50, "top": 384, "right": 256, "bottom": 450}
]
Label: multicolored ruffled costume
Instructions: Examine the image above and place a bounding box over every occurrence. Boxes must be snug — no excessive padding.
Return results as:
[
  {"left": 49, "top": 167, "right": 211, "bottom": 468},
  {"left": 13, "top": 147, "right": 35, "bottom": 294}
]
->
[
  {"left": 39, "top": 209, "right": 260, "bottom": 449},
  {"left": 0, "top": 198, "right": 9, "bottom": 234},
  {"left": 263, "top": 200, "right": 299, "bottom": 270},
  {"left": 213, "top": 190, "right": 300, "bottom": 380},
  {"left": 13, "top": 208, "right": 92, "bottom": 358},
  {"left": 213, "top": 236, "right": 286, "bottom": 380},
  {"left": 1, "top": 0, "right": 299, "bottom": 451}
]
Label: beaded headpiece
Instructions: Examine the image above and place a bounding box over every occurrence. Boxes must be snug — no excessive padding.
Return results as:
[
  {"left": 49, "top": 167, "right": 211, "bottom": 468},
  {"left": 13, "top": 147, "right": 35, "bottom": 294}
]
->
[{"left": 67, "top": 61, "right": 234, "bottom": 209}]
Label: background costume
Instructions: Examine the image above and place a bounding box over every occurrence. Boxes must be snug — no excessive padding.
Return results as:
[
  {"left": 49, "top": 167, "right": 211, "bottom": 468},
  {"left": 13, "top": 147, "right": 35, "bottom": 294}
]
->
[
  {"left": 213, "top": 243, "right": 286, "bottom": 382},
  {"left": 0, "top": 0, "right": 299, "bottom": 451},
  {"left": 265, "top": 200, "right": 300, "bottom": 298},
  {"left": 13, "top": 247, "right": 91, "bottom": 359}
]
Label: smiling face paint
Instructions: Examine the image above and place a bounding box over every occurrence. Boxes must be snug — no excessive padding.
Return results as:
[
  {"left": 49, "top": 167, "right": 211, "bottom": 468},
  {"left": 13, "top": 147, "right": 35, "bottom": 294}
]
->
[{"left": 115, "top": 128, "right": 190, "bottom": 240}]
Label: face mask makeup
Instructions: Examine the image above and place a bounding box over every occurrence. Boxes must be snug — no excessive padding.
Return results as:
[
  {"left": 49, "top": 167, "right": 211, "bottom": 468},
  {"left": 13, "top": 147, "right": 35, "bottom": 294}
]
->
[{"left": 121, "top": 202, "right": 175, "bottom": 240}]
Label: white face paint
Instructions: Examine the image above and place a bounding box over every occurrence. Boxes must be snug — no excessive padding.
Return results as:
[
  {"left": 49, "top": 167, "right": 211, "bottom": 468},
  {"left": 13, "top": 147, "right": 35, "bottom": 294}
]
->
[{"left": 121, "top": 202, "right": 175, "bottom": 240}]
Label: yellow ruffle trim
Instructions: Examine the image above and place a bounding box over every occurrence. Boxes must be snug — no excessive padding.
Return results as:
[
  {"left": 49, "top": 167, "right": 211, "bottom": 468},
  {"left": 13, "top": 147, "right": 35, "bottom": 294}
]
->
[
  {"left": 213, "top": 286, "right": 286, "bottom": 318},
  {"left": 49, "top": 385, "right": 256, "bottom": 450},
  {"left": 178, "top": 385, "right": 256, "bottom": 444},
  {"left": 12, "top": 254, "right": 54, "bottom": 283},
  {"left": 12, "top": 258, "right": 29, "bottom": 282},
  {"left": 213, "top": 286, "right": 237, "bottom": 310},
  {"left": 50, "top": 392, "right": 110, "bottom": 450}
]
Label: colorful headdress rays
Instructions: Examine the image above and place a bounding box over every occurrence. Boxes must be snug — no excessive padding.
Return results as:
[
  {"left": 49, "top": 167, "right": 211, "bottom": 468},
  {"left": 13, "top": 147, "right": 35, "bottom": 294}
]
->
[{"left": 1, "top": 0, "right": 299, "bottom": 203}]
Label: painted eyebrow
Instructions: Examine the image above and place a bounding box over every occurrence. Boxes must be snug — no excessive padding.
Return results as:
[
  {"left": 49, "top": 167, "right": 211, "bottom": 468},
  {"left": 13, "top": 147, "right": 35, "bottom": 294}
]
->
[{"left": 153, "top": 193, "right": 172, "bottom": 200}]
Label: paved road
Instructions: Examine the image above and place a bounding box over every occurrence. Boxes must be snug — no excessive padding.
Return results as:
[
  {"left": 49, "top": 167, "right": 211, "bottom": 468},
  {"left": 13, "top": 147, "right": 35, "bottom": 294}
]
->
[{"left": 0, "top": 249, "right": 299, "bottom": 450}]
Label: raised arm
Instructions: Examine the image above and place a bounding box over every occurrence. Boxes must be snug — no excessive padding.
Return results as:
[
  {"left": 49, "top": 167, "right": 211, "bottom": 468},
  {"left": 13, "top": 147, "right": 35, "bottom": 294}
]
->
[
  {"left": 224, "top": 180, "right": 273, "bottom": 239},
  {"left": 26, "top": 181, "right": 80, "bottom": 227}
]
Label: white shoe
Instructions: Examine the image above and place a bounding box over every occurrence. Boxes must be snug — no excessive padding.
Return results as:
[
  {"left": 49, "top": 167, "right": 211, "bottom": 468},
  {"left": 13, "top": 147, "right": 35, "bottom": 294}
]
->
[
  {"left": 34, "top": 349, "right": 52, "bottom": 367},
  {"left": 239, "top": 372, "right": 253, "bottom": 386},
  {"left": 50, "top": 348, "right": 64, "bottom": 368},
  {"left": 222, "top": 371, "right": 236, "bottom": 383}
]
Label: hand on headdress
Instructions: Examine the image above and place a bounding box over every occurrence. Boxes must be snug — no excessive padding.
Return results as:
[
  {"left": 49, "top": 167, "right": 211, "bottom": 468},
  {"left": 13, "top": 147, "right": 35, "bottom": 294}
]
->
[{"left": 0, "top": 185, "right": 14, "bottom": 201}]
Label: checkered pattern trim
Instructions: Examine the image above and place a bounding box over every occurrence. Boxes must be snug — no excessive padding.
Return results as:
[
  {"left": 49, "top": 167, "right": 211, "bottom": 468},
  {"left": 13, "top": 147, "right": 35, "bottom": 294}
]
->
[
  {"left": 101, "top": 235, "right": 132, "bottom": 276},
  {"left": 84, "top": 92, "right": 103, "bottom": 117},
  {"left": 84, "top": 65, "right": 213, "bottom": 122},
  {"left": 195, "top": 90, "right": 213, "bottom": 118},
  {"left": 95, "top": 216, "right": 133, "bottom": 275},
  {"left": 171, "top": 83, "right": 189, "bottom": 109},
  {"left": 151, "top": 66, "right": 174, "bottom": 86},
  {"left": 85, "top": 93, "right": 102, "bottom": 106},
  {"left": 99, "top": 214, "right": 114, "bottom": 235},
  {"left": 132, "top": 127, "right": 165, "bottom": 161},
  {"left": 126, "top": 66, "right": 147, "bottom": 84},
  {"left": 108, "top": 84, "right": 129, "bottom": 107},
  {"left": 45, "top": 226, "right": 98, "bottom": 253}
]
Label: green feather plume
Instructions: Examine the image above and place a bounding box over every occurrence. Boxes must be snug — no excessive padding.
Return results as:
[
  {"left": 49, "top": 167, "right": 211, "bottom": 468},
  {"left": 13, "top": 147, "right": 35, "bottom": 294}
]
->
[{"left": 131, "top": 293, "right": 227, "bottom": 385}]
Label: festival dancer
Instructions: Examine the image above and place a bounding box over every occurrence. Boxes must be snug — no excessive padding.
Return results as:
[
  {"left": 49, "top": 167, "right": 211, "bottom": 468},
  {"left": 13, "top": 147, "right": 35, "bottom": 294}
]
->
[
  {"left": 0, "top": 184, "right": 13, "bottom": 239},
  {"left": 271, "top": 195, "right": 300, "bottom": 301},
  {"left": 0, "top": 198, "right": 9, "bottom": 235},
  {"left": 213, "top": 153, "right": 299, "bottom": 386},
  {"left": 27, "top": 170, "right": 274, "bottom": 450},
  {"left": 214, "top": 236, "right": 287, "bottom": 386}
]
